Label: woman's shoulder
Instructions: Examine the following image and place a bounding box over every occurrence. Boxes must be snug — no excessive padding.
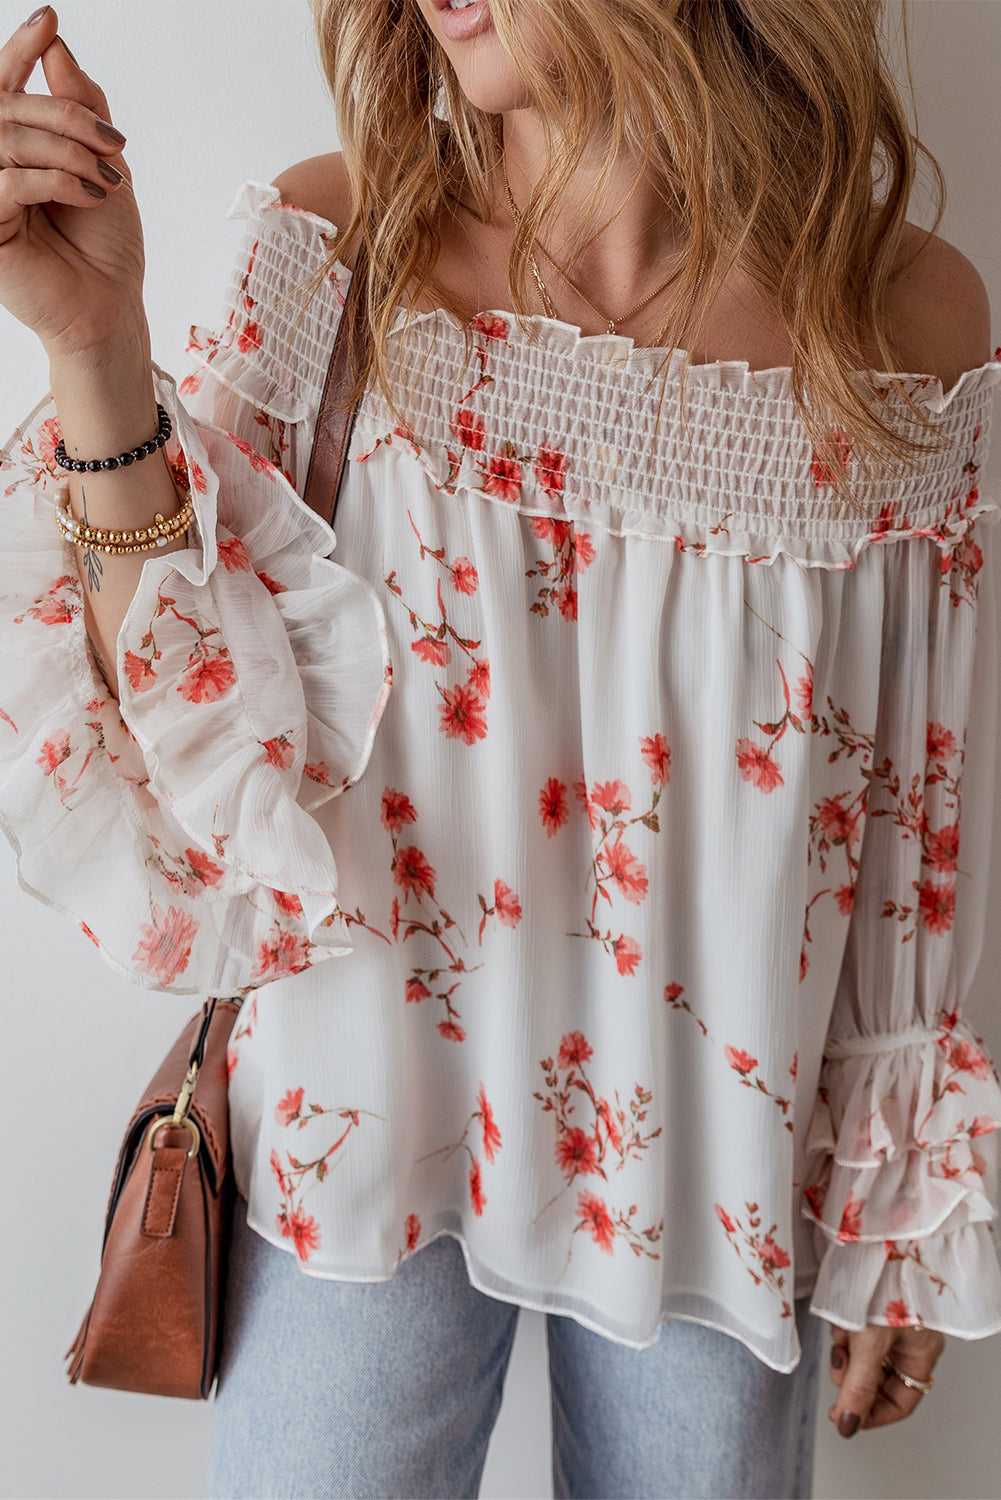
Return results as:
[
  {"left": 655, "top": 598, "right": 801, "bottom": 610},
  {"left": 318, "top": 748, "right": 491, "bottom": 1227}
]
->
[
  {"left": 270, "top": 152, "right": 362, "bottom": 269},
  {"left": 881, "top": 220, "right": 992, "bottom": 389}
]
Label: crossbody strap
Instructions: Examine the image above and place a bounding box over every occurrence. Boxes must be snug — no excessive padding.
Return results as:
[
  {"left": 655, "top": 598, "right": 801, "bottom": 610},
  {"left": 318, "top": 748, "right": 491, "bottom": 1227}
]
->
[{"left": 301, "top": 236, "right": 373, "bottom": 529}]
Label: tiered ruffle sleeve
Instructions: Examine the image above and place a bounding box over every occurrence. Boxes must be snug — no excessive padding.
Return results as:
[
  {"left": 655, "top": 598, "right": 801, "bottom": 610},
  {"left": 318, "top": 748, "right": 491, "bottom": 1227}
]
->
[
  {"left": 801, "top": 486, "right": 1001, "bottom": 1336},
  {"left": 0, "top": 279, "right": 391, "bottom": 995}
]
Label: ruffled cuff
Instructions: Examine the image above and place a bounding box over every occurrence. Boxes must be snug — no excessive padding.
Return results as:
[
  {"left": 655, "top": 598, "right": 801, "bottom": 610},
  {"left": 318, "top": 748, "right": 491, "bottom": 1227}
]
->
[
  {"left": 0, "top": 364, "right": 392, "bottom": 995},
  {"left": 801, "top": 1013, "right": 1001, "bottom": 1336}
]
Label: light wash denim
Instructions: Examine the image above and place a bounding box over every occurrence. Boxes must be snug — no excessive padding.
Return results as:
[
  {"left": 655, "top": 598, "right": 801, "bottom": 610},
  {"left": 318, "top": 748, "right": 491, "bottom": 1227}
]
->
[{"left": 207, "top": 1195, "right": 824, "bottom": 1500}]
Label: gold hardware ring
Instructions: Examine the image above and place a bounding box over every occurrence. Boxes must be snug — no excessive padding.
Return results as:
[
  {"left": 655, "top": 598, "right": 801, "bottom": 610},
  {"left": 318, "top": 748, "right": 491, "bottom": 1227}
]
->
[{"left": 147, "top": 1114, "right": 201, "bottom": 1160}]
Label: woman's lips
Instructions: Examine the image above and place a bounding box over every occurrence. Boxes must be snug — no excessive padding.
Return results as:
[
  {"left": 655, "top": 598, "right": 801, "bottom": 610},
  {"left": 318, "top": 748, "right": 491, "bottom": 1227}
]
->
[{"left": 434, "top": 0, "right": 494, "bottom": 43}]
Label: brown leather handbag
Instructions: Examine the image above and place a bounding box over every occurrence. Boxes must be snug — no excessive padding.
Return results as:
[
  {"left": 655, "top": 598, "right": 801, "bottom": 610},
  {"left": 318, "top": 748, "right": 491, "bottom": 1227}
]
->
[{"left": 65, "top": 235, "right": 373, "bottom": 1400}]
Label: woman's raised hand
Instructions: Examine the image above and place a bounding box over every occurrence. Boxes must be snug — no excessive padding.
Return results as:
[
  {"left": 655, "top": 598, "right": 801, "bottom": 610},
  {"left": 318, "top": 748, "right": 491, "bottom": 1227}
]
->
[{"left": 0, "top": 6, "right": 146, "bottom": 362}]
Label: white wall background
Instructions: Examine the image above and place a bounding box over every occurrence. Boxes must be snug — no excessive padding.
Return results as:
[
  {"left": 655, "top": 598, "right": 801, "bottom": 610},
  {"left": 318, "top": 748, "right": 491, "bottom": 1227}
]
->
[{"left": 0, "top": 3, "right": 998, "bottom": 1497}]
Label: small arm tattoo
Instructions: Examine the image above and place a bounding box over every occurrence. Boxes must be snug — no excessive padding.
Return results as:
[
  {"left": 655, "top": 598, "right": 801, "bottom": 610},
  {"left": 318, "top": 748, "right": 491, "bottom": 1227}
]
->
[{"left": 79, "top": 482, "right": 103, "bottom": 593}]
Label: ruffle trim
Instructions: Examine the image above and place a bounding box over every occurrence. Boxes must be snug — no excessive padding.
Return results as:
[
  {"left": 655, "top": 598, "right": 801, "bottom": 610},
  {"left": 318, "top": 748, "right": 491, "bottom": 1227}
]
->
[
  {"left": 0, "top": 367, "right": 392, "bottom": 995},
  {"left": 350, "top": 410, "right": 1001, "bottom": 575},
  {"left": 801, "top": 1012, "right": 1001, "bottom": 1246},
  {"left": 809, "top": 1220, "right": 1001, "bottom": 1338},
  {"left": 181, "top": 180, "right": 1001, "bottom": 574},
  {"left": 226, "top": 180, "right": 1001, "bottom": 414}
]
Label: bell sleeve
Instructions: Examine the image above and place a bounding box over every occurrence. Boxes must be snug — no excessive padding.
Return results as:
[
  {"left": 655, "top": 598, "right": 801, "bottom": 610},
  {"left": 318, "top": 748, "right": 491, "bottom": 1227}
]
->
[
  {"left": 0, "top": 230, "right": 392, "bottom": 997},
  {"left": 801, "top": 501, "right": 1001, "bottom": 1338}
]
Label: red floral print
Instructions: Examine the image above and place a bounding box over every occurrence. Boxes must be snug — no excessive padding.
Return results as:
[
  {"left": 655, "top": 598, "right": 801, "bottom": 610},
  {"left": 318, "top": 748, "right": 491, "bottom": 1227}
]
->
[
  {"left": 639, "top": 733, "right": 671, "bottom": 786},
  {"left": 439, "top": 681, "right": 488, "bottom": 745},
  {"left": 178, "top": 643, "right": 236, "bottom": 704},
  {"left": 576, "top": 1192, "right": 615, "bottom": 1253},
  {"left": 534, "top": 444, "right": 568, "bottom": 498},
  {"left": 123, "top": 651, "right": 157, "bottom": 692},
  {"left": 601, "top": 837, "right": 649, "bottom": 905},
  {"left": 394, "top": 845, "right": 437, "bottom": 902},
  {"left": 218, "top": 536, "right": 253, "bottom": 572},
  {"left": 386, "top": 512, "right": 490, "bottom": 747},
  {"left": 736, "top": 737, "right": 784, "bottom": 792},
  {"left": 884, "top": 1298, "right": 911, "bottom": 1326},
  {"left": 236, "top": 320, "right": 263, "bottom": 354},
  {"left": 535, "top": 1031, "right": 662, "bottom": 1271},
  {"left": 837, "top": 1191, "right": 865, "bottom": 1242},
  {"left": 556, "top": 1127, "right": 599, "bottom": 1177},
  {"left": 413, "top": 636, "right": 451, "bottom": 667},
  {"left": 716, "top": 1200, "right": 793, "bottom": 1318},
  {"left": 451, "top": 557, "right": 479, "bottom": 595},
  {"left": 251, "top": 925, "right": 314, "bottom": 985},
  {"left": 271, "top": 1091, "right": 382, "bottom": 1262},
  {"left": 482, "top": 452, "right": 522, "bottom": 503},
  {"left": 405, "top": 1213, "right": 421, "bottom": 1251},
  {"left": 381, "top": 788, "right": 418, "bottom": 832},
  {"left": 613, "top": 935, "right": 643, "bottom": 976},
  {"left": 417, "top": 1082, "right": 503, "bottom": 1218},
  {"left": 452, "top": 409, "right": 486, "bottom": 451},
  {"left": 274, "top": 889, "right": 304, "bottom": 917},
  {"left": 13, "top": 573, "right": 81, "bottom": 627},
  {"left": 132, "top": 903, "right": 199, "bottom": 986},
  {"left": 261, "top": 734, "right": 296, "bottom": 771},
  {"left": 275, "top": 1086, "right": 305, "bottom": 1127},
  {"left": 558, "top": 1031, "right": 593, "bottom": 1069},
  {"left": 873, "top": 717, "right": 966, "bottom": 943},
  {"left": 145, "top": 836, "right": 225, "bottom": 897},
  {"left": 539, "top": 777, "right": 569, "bottom": 837},
  {"left": 548, "top": 738, "right": 666, "bottom": 975},
  {"left": 477, "top": 879, "right": 523, "bottom": 943},
  {"left": 526, "top": 517, "right": 595, "bottom": 622},
  {"left": 478, "top": 1083, "right": 502, "bottom": 1163},
  {"left": 37, "top": 730, "right": 71, "bottom": 776},
  {"left": 471, "top": 313, "right": 509, "bottom": 342},
  {"left": 666, "top": 986, "right": 795, "bottom": 1128},
  {"left": 353, "top": 787, "right": 517, "bottom": 1042},
  {"left": 810, "top": 427, "right": 853, "bottom": 486}
]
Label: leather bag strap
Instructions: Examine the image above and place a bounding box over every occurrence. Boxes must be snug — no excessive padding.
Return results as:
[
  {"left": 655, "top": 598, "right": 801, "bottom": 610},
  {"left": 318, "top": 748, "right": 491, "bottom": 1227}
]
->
[{"left": 301, "top": 237, "right": 373, "bottom": 530}]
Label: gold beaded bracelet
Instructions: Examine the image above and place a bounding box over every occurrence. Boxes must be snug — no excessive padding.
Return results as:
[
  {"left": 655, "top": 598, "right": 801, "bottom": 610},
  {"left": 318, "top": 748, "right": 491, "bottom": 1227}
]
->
[{"left": 54, "top": 487, "right": 195, "bottom": 556}]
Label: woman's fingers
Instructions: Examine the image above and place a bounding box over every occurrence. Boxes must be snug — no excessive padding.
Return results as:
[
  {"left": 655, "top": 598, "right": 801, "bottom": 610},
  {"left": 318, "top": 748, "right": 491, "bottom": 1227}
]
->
[
  {"left": 825, "top": 1323, "right": 944, "bottom": 1436},
  {"left": 39, "top": 25, "right": 114, "bottom": 129},
  {"left": 0, "top": 6, "right": 59, "bottom": 94},
  {"left": 0, "top": 113, "right": 124, "bottom": 193},
  {"left": 0, "top": 90, "right": 125, "bottom": 159},
  {"left": 0, "top": 164, "right": 109, "bottom": 225}
]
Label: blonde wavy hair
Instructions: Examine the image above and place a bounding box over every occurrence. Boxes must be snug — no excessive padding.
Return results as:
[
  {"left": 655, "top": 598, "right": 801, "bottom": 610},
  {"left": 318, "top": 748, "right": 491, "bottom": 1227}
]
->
[{"left": 298, "top": 0, "right": 950, "bottom": 516}]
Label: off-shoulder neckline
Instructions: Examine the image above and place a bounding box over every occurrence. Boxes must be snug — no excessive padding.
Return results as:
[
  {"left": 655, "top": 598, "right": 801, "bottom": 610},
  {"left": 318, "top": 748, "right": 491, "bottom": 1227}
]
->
[{"left": 240, "top": 179, "right": 1001, "bottom": 412}]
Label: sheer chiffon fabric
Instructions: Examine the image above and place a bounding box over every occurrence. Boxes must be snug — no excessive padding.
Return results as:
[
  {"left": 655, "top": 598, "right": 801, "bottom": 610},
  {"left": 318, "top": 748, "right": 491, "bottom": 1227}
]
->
[{"left": 2, "top": 179, "right": 1000, "bottom": 1371}]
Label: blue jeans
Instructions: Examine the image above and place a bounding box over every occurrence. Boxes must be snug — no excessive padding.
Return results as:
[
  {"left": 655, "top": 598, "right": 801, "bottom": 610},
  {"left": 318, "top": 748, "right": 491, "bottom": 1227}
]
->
[{"left": 207, "top": 1195, "right": 823, "bottom": 1499}]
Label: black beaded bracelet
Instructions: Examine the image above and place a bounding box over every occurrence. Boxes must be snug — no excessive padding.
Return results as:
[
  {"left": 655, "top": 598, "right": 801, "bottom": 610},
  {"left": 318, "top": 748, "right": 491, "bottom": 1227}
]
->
[{"left": 54, "top": 403, "right": 172, "bottom": 474}]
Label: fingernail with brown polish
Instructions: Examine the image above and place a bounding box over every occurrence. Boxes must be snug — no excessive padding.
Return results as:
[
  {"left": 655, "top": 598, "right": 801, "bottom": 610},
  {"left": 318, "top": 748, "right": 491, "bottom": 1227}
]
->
[
  {"left": 58, "top": 35, "right": 78, "bottom": 64},
  {"left": 25, "top": 7, "right": 50, "bottom": 26},
  {"left": 96, "top": 159, "right": 123, "bottom": 185},
  {"left": 80, "top": 180, "right": 107, "bottom": 199},
  {"left": 838, "top": 1411, "right": 860, "bottom": 1438},
  {"left": 96, "top": 119, "right": 127, "bottom": 147},
  {"left": 830, "top": 1346, "right": 846, "bottom": 1370}
]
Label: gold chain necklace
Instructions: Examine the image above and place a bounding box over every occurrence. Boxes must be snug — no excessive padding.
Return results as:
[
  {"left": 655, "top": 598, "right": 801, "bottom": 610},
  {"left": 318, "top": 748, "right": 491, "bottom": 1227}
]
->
[{"left": 501, "top": 159, "right": 682, "bottom": 336}]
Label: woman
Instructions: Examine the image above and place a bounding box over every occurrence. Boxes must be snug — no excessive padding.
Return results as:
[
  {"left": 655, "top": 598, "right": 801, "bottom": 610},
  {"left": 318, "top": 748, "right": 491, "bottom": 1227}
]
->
[{"left": 0, "top": 1, "right": 999, "bottom": 1496}]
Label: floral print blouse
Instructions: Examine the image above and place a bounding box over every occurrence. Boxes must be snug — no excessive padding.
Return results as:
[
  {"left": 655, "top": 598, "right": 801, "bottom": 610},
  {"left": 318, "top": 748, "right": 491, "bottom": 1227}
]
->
[{"left": 2, "top": 179, "right": 1001, "bottom": 1373}]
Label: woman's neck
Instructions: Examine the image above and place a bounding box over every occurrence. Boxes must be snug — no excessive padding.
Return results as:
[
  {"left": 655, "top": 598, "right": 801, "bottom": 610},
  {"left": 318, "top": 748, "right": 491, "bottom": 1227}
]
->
[{"left": 496, "top": 109, "right": 688, "bottom": 316}]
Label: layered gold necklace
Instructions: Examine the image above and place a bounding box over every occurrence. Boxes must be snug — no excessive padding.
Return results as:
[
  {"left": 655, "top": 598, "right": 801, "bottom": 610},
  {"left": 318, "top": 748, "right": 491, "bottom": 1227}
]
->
[{"left": 500, "top": 158, "right": 683, "bottom": 336}]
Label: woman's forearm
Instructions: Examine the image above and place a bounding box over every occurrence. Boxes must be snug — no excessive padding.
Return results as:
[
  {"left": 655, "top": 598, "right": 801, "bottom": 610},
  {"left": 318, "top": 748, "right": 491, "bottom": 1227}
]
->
[{"left": 48, "top": 332, "right": 190, "bottom": 701}]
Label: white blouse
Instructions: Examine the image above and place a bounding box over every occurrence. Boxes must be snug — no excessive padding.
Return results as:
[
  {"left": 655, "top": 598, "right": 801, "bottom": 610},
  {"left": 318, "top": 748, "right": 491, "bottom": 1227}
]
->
[{"left": 3, "top": 179, "right": 1001, "bottom": 1373}]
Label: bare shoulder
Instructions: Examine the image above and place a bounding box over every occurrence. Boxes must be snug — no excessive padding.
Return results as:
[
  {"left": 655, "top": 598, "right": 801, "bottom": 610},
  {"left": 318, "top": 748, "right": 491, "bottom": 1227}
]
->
[
  {"left": 882, "top": 221, "right": 993, "bottom": 387},
  {"left": 270, "top": 151, "right": 362, "bottom": 268}
]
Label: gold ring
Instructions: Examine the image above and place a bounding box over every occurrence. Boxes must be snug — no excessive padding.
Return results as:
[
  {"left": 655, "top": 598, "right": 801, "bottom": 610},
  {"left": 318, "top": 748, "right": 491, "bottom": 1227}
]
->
[
  {"left": 147, "top": 1114, "right": 200, "bottom": 1160},
  {"left": 881, "top": 1354, "right": 934, "bottom": 1394}
]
